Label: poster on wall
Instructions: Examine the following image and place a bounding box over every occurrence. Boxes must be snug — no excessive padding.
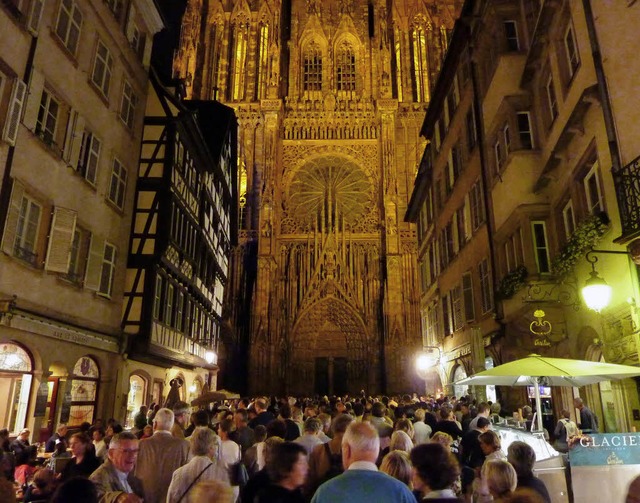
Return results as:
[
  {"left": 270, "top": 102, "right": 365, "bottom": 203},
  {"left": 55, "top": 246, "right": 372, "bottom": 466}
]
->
[
  {"left": 570, "top": 433, "right": 640, "bottom": 502},
  {"left": 59, "top": 389, "right": 73, "bottom": 424},
  {"left": 34, "top": 382, "right": 49, "bottom": 417}
]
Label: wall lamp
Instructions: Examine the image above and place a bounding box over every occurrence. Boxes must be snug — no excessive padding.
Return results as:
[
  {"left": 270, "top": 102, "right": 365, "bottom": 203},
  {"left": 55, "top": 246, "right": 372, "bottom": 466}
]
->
[{"left": 582, "top": 247, "right": 630, "bottom": 312}]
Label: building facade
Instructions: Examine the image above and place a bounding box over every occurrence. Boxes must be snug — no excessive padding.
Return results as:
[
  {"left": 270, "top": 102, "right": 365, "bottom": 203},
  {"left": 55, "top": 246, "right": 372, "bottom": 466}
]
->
[
  {"left": 0, "top": 0, "right": 162, "bottom": 437},
  {"left": 120, "top": 69, "right": 237, "bottom": 426},
  {"left": 173, "top": 0, "right": 463, "bottom": 395},
  {"left": 407, "top": 0, "right": 640, "bottom": 432}
]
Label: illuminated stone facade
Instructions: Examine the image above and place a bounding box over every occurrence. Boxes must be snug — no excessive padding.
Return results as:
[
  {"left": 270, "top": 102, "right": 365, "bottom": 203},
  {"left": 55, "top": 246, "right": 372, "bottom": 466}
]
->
[{"left": 174, "top": 0, "right": 462, "bottom": 395}]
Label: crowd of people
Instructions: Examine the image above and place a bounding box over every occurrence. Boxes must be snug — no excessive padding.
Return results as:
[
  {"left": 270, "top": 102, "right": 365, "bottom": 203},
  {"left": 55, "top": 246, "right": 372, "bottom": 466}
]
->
[{"left": 0, "top": 392, "right": 601, "bottom": 502}]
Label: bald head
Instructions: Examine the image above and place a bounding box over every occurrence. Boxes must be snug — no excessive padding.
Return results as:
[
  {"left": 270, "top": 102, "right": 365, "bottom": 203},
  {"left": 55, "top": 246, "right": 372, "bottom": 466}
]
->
[{"left": 342, "top": 421, "right": 380, "bottom": 468}]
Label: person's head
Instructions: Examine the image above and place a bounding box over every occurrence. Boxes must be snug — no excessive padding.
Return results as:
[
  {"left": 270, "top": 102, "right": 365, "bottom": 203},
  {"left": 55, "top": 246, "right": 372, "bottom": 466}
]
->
[
  {"left": 56, "top": 424, "right": 68, "bottom": 437},
  {"left": 189, "top": 480, "right": 233, "bottom": 503},
  {"left": 142, "top": 425, "right": 153, "bottom": 437},
  {"left": 490, "top": 402, "right": 501, "bottom": 415},
  {"left": 317, "top": 413, "right": 331, "bottom": 433},
  {"left": 0, "top": 428, "right": 8, "bottom": 440},
  {"left": 189, "top": 426, "right": 220, "bottom": 458},
  {"left": 266, "top": 442, "right": 308, "bottom": 490},
  {"left": 430, "top": 431, "right": 453, "bottom": 448},
  {"left": 395, "top": 418, "right": 414, "bottom": 439},
  {"left": 234, "top": 409, "right": 248, "bottom": 428},
  {"left": 482, "top": 460, "right": 517, "bottom": 498},
  {"left": 108, "top": 432, "right": 139, "bottom": 473},
  {"left": 410, "top": 442, "right": 460, "bottom": 493},
  {"left": 139, "top": 405, "right": 148, "bottom": 413},
  {"left": 389, "top": 430, "right": 413, "bottom": 453},
  {"left": 18, "top": 428, "right": 30, "bottom": 441},
  {"left": 254, "top": 425, "right": 268, "bottom": 443},
  {"left": 439, "top": 406, "right": 453, "bottom": 421},
  {"left": 264, "top": 436, "right": 285, "bottom": 466},
  {"left": 522, "top": 405, "right": 532, "bottom": 419},
  {"left": 414, "top": 408, "right": 426, "bottom": 422},
  {"left": 153, "top": 408, "right": 175, "bottom": 431},
  {"left": 476, "top": 416, "right": 491, "bottom": 432},
  {"left": 573, "top": 397, "right": 584, "bottom": 410},
  {"left": 331, "top": 414, "right": 354, "bottom": 437},
  {"left": 371, "top": 402, "right": 386, "bottom": 418},
  {"left": 33, "top": 467, "right": 55, "bottom": 491},
  {"left": 561, "top": 409, "right": 571, "bottom": 420},
  {"left": 219, "top": 418, "right": 234, "bottom": 438},
  {"left": 380, "top": 450, "right": 412, "bottom": 487},
  {"left": 193, "top": 410, "right": 210, "bottom": 428},
  {"left": 69, "top": 432, "right": 91, "bottom": 458},
  {"left": 352, "top": 402, "right": 364, "bottom": 417},
  {"left": 92, "top": 428, "right": 105, "bottom": 442},
  {"left": 303, "top": 417, "right": 322, "bottom": 435},
  {"left": 51, "top": 476, "right": 98, "bottom": 503},
  {"left": 479, "top": 430, "right": 502, "bottom": 455},
  {"left": 477, "top": 402, "right": 490, "bottom": 417},
  {"left": 173, "top": 401, "right": 191, "bottom": 427},
  {"left": 341, "top": 421, "right": 380, "bottom": 468},
  {"left": 507, "top": 441, "right": 537, "bottom": 478},
  {"left": 255, "top": 398, "right": 268, "bottom": 413},
  {"left": 267, "top": 419, "right": 288, "bottom": 439}
]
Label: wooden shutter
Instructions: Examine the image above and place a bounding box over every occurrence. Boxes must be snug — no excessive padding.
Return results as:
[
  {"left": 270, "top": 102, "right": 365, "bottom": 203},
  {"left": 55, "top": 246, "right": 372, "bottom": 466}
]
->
[
  {"left": 84, "top": 234, "right": 105, "bottom": 291},
  {"left": 125, "top": 3, "right": 137, "bottom": 43},
  {"left": 44, "top": 206, "right": 77, "bottom": 273},
  {"left": 27, "top": 0, "right": 46, "bottom": 35},
  {"left": 2, "top": 80, "right": 27, "bottom": 145},
  {"left": 68, "top": 114, "right": 85, "bottom": 167},
  {"left": 62, "top": 109, "right": 77, "bottom": 162},
  {"left": 23, "top": 69, "right": 45, "bottom": 132},
  {"left": 1, "top": 179, "right": 25, "bottom": 255}
]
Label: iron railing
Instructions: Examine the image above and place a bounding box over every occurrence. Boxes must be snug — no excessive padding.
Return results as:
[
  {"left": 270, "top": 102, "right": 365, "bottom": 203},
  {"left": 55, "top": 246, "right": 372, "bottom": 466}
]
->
[{"left": 613, "top": 154, "right": 640, "bottom": 239}]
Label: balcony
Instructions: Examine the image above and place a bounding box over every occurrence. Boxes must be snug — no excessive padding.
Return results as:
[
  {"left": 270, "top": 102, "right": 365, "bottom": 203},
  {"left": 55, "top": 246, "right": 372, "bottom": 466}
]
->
[{"left": 613, "top": 154, "right": 640, "bottom": 241}]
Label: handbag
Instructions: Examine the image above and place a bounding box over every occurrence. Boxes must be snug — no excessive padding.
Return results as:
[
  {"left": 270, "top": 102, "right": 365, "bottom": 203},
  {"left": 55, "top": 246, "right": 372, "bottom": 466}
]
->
[{"left": 228, "top": 460, "right": 249, "bottom": 487}]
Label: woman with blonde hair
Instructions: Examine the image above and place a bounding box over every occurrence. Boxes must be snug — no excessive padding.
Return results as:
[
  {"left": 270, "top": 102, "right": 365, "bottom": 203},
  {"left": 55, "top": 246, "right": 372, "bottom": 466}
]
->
[
  {"left": 389, "top": 430, "right": 413, "bottom": 453},
  {"left": 481, "top": 460, "right": 518, "bottom": 501},
  {"left": 380, "top": 450, "right": 412, "bottom": 488},
  {"left": 190, "top": 480, "right": 233, "bottom": 503}
]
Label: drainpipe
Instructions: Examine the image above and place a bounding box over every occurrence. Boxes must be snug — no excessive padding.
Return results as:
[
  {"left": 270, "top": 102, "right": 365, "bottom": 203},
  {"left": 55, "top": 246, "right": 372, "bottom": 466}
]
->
[
  {"left": 0, "top": 35, "right": 38, "bottom": 238},
  {"left": 581, "top": 0, "right": 622, "bottom": 174}
]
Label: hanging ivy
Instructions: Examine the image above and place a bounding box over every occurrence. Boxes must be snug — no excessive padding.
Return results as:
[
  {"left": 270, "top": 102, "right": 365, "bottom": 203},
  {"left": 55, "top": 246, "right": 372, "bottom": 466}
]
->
[
  {"left": 551, "top": 212, "right": 610, "bottom": 278},
  {"left": 496, "top": 265, "right": 528, "bottom": 300}
]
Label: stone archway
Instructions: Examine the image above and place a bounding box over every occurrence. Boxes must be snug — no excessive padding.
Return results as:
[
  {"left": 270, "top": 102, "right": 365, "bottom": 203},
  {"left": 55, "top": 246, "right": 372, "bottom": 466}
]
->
[{"left": 289, "top": 296, "right": 370, "bottom": 395}]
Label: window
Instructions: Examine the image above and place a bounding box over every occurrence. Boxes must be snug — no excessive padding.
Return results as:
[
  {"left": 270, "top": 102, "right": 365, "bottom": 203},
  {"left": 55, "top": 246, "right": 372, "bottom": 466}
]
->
[
  {"left": 564, "top": 22, "right": 580, "bottom": 78},
  {"left": 412, "top": 27, "right": 430, "bottom": 102},
  {"left": 303, "top": 42, "right": 322, "bottom": 92},
  {"left": 466, "top": 108, "right": 477, "bottom": 151},
  {"left": 478, "top": 258, "right": 493, "bottom": 314},
  {"left": 98, "top": 242, "right": 116, "bottom": 296},
  {"left": 503, "top": 124, "right": 511, "bottom": 157},
  {"left": 67, "top": 227, "right": 88, "bottom": 283},
  {"left": 153, "top": 275, "right": 163, "bottom": 320},
  {"left": 442, "top": 293, "right": 452, "bottom": 336},
  {"left": 131, "top": 25, "right": 146, "bottom": 59},
  {"left": 470, "top": 180, "right": 485, "bottom": 230},
  {"left": 562, "top": 200, "right": 576, "bottom": 239},
  {"left": 165, "top": 283, "right": 174, "bottom": 326},
  {"left": 546, "top": 75, "right": 558, "bottom": 122},
  {"left": 336, "top": 41, "right": 356, "bottom": 92},
  {"left": 462, "top": 272, "right": 475, "bottom": 322},
  {"left": 531, "top": 221, "right": 551, "bottom": 273},
  {"left": 504, "top": 228, "right": 524, "bottom": 272},
  {"left": 175, "top": 290, "right": 184, "bottom": 331},
  {"left": 55, "top": 0, "right": 82, "bottom": 55},
  {"left": 14, "top": 194, "right": 42, "bottom": 265},
  {"left": 517, "top": 112, "right": 533, "bottom": 149},
  {"left": 68, "top": 357, "right": 99, "bottom": 427},
  {"left": 584, "top": 162, "right": 604, "bottom": 214},
  {"left": 91, "top": 40, "right": 113, "bottom": 97},
  {"left": 107, "top": 158, "right": 127, "bottom": 209},
  {"left": 104, "top": 0, "right": 123, "bottom": 20},
  {"left": 229, "top": 24, "right": 248, "bottom": 101},
  {"left": 77, "top": 129, "right": 101, "bottom": 185},
  {"left": 494, "top": 140, "right": 503, "bottom": 173},
  {"left": 504, "top": 21, "right": 519, "bottom": 51},
  {"left": 255, "top": 23, "right": 269, "bottom": 99},
  {"left": 119, "top": 80, "right": 138, "bottom": 129},
  {"left": 35, "top": 89, "right": 60, "bottom": 145},
  {"left": 451, "top": 285, "right": 464, "bottom": 331}
]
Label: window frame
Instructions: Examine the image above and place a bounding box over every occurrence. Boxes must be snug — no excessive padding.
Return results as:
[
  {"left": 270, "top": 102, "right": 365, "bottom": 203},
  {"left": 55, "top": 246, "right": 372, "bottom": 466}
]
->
[
  {"left": 563, "top": 21, "right": 580, "bottom": 79},
  {"left": 503, "top": 20, "right": 520, "bottom": 51},
  {"left": 107, "top": 157, "right": 127, "bottom": 210},
  {"left": 531, "top": 220, "right": 551, "bottom": 274},
  {"left": 91, "top": 39, "right": 114, "bottom": 98},
  {"left": 546, "top": 74, "right": 558, "bottom": 123},
  {"left": 14, "top": 194, "right": 42, "bottom": 265},
  {"left": 562, "top": 200, "right": 576, "bottom": 239},
  {"left": 54, "top": 0, "right": 83, "bottom": 55},
  {"left": 517, "top": 111, "right": 534, "bottom": 149},
  {"left": 119, "top": 79, "right": 138, "bottom": 130},
  {"left": 583, "top": 162, "right": 604, "bottom": 215},
  {"left": 35, "top": 88, "right": 60, "bottom": 146},
  {"left": 97, "top": 241, "right": 116, "bottom": 298}
]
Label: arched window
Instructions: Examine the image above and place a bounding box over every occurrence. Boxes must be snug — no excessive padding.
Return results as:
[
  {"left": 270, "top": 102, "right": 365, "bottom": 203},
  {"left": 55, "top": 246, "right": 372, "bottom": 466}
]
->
[
  {"left": 256, "top": 23, "right": 269, "bottom": 99},
  {"left": 453, "top": 365, "right": 468, "bottom": 399},
  {"left": 229, "top": 23, "right": 248, "bottom": 101},
  {"left": 207, "top": 24, "right": 223, "bottom": 100},
  {"left": 126, "top": 373, "right": 148, "bottom": 429},
  {"left": 394, "top": 27, "right": 404, "bottom": 101},
  {"left": 0, "top": 343, "right": 33, "bottom": 434},
  {"left": 68, "top": 356, "right": 100, "bottom": 427},
  {"left": 411, "top": 25, "right": 430, "bottom": 102},
  {"left": 336, "top": 41, "right": 356, "bottom": 93},
  {"left": 303, "top": 42, "right": 322, "bottom": 94}
]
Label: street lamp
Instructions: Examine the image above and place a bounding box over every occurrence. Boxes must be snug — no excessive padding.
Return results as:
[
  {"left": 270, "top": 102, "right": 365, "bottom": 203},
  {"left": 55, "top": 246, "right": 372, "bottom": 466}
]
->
[
  {"left": 204, "top": 350, "right": 217, "bottom": 365},
  {"left": 581, "top": 248, "right": 628, "bottom": 312},
  {"left": 415, "top": 347, "right": 441, "bottom": 396}
]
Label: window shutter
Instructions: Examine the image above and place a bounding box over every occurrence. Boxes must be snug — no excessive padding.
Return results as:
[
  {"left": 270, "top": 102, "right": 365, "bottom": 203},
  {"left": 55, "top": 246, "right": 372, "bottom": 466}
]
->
[
  {"left": 2, "top": 80, "right": 27, "bottom": 146},
  {"left": 1, "top": 179, "right": 25, "bottom": 255},
  {"left": 23, "top": 69, "right": 45, "bottom": 132},
  {"left": 68, "top": 114, "right": 85, "bottom": 167},
  {"left": 27, "top": 0, "right": 46, "bottom": 34},
  {"left": 142, "top": 34, "right": 152, "bottom": 68},
  {"left": 45, "top": 206, "right": 77, "bottom": 273},
  {"left": 125, "top": 3, "right": 137, "bottom": 43},
  {"left": 62, "top": 110, "right": 78, "bottom": 162},
  {"left": 84, "top": 234, "right": 105, "bottom": 291}
]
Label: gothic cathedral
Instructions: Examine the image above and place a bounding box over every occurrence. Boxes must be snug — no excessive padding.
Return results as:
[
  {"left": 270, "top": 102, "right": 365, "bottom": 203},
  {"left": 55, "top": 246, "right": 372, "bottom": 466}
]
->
[{"left": 173, "top": 0, "right": 461, "bottom": 395}]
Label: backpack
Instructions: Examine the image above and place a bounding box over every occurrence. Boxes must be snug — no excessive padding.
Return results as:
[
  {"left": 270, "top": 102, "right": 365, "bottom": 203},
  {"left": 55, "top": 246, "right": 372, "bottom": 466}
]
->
[
  {"left": 322, "top": 443, "right": 344, "bottom": 482},
  {"left": 562, "top": 418, "right": 579, "bottom": 438}
]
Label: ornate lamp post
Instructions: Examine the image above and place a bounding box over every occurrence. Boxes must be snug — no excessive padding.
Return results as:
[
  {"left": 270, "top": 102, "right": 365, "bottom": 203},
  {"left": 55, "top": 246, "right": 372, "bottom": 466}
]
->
[{"left": 415, "top": 347, "right": 441, "bottom": 397}]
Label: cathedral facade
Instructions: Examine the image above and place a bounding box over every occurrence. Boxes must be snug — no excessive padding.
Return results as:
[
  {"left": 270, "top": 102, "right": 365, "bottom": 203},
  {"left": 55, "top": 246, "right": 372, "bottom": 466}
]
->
[{"left": 173, "top": 0, "right": 461, "bottom": 395}]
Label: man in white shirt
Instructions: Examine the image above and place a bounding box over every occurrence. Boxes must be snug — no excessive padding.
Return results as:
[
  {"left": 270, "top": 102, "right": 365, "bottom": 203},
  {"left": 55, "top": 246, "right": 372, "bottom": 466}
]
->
[
  {"left": 412, "top": 408, "right": 432, "bottom": 444},
  {"left": 295, "top": 418, "right": 325, "bottom": 456}
]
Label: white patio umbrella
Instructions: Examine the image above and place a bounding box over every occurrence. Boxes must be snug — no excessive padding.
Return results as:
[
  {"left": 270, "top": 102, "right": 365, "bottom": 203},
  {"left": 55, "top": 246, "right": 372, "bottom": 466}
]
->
[{"left": 454, "top": 354, "right": 640, "bottom": 431}]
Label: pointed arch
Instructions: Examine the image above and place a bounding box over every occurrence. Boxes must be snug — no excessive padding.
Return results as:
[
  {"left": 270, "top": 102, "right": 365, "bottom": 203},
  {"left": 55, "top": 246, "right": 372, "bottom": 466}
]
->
[{"left": 410, "top": 14, "right": 432, "bottom": 102}]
